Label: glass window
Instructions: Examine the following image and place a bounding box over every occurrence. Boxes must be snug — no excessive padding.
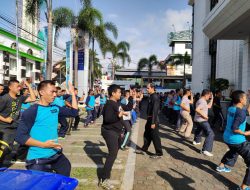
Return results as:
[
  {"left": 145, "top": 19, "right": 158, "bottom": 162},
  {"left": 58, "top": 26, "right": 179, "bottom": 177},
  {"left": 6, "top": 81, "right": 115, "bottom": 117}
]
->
[{"left": 9, "top": 58, "right": 17, "bottom": 71}]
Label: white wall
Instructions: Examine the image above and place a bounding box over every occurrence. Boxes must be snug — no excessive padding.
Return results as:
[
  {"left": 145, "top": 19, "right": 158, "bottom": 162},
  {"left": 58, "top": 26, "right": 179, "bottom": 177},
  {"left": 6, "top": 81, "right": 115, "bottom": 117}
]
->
[
  {"left": 174, "top": 43, "right": 191, "bottom": 55},
  {"left": 191, "top": 0, "right": 211, "bottom": 93},
  {"left": 216, "top": 40, "right": 242, "bottom": 90}
]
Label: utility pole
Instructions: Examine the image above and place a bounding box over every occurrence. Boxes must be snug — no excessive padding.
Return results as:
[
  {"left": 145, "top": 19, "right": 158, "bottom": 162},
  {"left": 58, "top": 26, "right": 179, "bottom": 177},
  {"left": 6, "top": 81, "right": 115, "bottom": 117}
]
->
[{"left": 16, "top": 0, "right": 20, "bottom": 80}]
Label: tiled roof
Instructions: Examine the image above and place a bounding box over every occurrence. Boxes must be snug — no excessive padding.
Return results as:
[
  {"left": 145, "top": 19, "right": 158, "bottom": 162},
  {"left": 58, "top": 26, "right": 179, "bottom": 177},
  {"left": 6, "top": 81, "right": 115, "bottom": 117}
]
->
[{"left": 168, "top": 30, "right": 192, "bottom": 44}]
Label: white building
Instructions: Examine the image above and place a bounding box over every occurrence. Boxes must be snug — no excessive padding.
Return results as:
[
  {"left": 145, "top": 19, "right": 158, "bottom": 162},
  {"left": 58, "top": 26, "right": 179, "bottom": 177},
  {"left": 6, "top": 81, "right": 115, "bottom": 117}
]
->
[
  {"left": 0, "top": 28, "right": 44, "bottom": 84},
  {"left": 189, "top": 0, "right": 249, "bottom": 93},
  {"left": 165, "top": 30, "right": 192, "bottom": 87}
]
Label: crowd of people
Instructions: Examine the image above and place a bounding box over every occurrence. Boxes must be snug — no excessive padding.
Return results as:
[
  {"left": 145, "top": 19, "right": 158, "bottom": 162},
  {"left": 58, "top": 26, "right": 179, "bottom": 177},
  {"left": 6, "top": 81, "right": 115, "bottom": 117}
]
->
[{"left": 1, "top": 79, "right": 250, "bottom": 190}]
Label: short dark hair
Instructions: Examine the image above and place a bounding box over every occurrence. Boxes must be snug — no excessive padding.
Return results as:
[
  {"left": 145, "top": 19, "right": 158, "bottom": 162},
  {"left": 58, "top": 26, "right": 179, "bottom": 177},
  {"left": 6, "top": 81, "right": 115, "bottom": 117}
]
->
[
  {"left": 125, "top": 90, "right": 130, "bottom": 94},
  {"left": 8, "top": 79, "right": 19, "bottom": 87},
  {"left": 148, "top": 83, "right": 156, "bottom": 90},
  {"left": 74, "top": 88, "right": 78, "bottom": 91},
  {"left": 56, "top": 86, "right": 61, "bottom": 91},
  {"left": 231, "top": 90, "right": 245, "bottom": 104},
  {"left": 0, "top": 84, "right": 3, "bottom": 87},
  {"left": 201, "top": 89, "right": 210, "bottom": 96},
  {"left": 176, "top": 89, "right": 180, "bottom": 93},
  {"left": 183, "top": 89, "right": 191, "bottom": 95},
  {"left": 108, "top": 84, "right": 121, "bottom": 97},
  {"left": 88, "top": 89, "right": 93, "bottom": 95},
  {"left": 37, "top": 80, "right": 55, "bottom": 93}
]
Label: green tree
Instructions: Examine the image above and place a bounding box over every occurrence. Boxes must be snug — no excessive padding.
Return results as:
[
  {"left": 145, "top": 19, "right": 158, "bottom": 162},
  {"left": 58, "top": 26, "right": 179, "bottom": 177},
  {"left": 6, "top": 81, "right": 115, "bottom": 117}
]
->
[
  {"left": 90, "top": 50, "right": 102, "bottom": 83},
  {"left": 137, "top": 55, "right": 159, "bottom": 82},
  {"left": 169, "top": 52, "right": 191, "bottom": 87},
  {"left": 103, "top": 41, "right": 131, "bottom": 79},
  {"left": 26, "top": 0, "right": 53, "bottom": 79}
]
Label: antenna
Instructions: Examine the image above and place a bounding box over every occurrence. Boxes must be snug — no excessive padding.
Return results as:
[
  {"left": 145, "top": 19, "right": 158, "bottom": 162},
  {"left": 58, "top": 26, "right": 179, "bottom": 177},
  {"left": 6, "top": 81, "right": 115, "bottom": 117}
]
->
[{"left": 172, "top": 24, "right": 176, "bottom": 32}]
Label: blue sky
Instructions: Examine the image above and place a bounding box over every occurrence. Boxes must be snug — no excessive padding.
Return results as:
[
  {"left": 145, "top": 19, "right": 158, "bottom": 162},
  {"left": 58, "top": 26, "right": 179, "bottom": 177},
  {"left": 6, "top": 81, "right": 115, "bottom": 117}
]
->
[{"left": 0, "top": 0, "right": 192, "bottom": 69}]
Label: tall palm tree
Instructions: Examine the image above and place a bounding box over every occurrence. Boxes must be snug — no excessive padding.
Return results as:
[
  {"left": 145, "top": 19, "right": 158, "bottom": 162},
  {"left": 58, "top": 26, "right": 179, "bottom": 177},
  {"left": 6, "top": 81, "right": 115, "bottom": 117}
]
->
[
  {"left": 26, "top": 0, "right": 53, "bottom": 80},
  {"left": 170, "top": 51, "right": 191, "bottom": 87},
  {"left": 90, "top": 50, "right": 102, "bottom": 82},
  {"left": 52, "top": 7, "right": 79, "bottom": 86},
  {"left": 137, "top": 55, "right": 159, "bottom": 82},
  {"left": 103, "top": 41, "right": 131, "bottom": 80},
  {"left": 89, "top": 22, "right": 118, "bottom": 88},
  {"left": 78, "top": 0, "right": 103, "bottom": 92}
]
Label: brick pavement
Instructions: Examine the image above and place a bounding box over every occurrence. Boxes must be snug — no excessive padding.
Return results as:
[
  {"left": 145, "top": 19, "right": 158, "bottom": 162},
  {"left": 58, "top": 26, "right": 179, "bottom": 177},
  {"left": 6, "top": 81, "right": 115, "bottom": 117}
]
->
[{"left": 133, "top": 113, "right": 246, "bottom": 190}]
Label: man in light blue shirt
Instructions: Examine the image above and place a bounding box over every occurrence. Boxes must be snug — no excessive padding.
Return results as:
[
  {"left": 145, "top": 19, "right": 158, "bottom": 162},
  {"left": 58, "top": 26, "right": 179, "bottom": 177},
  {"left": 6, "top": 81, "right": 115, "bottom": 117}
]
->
[{"left": 16, "top": 81, "right": 78, "bottom": 176}]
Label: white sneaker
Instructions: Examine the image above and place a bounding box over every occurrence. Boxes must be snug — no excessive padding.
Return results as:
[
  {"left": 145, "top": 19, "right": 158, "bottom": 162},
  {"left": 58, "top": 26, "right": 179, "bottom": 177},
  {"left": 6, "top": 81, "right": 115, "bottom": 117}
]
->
[
  {"left": 193, "top": 141, "right": 201, "bottom": 145},
  {"left": 202, "top": 150, "right": 213, "bottom": 157},
  {"left": 99, "top": 179, "right": 114, "bottom": 190}
]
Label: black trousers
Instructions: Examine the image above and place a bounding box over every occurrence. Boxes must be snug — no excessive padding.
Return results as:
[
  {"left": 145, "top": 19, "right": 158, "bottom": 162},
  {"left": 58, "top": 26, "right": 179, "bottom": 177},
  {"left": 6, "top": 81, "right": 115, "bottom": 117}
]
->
[
  {"left": 0, "top": 128, "right": 16, "bottom": 163},
  {"left": 221, "top": 141, "right": 250, "bottom": 185},
  {"left": 73, "top": 115, "right": 80, "bottom": 130},
  {"left": 142, "top": 119, "right": 163, "bottom": 156},
  {"left": 26, "top": 153, "right": 71, "bottom": 177},
  {"left": 58, "top": 116, "right": 69, "bottom": 137},
  {"left": 121, "top": 120, "right": 132, "bottom": 148},
  {"left": 212, "top": 110, "right": 224, "bottom": 129},
  {"left": 101, "top": 128, "right": 121, "bottom": 180}
]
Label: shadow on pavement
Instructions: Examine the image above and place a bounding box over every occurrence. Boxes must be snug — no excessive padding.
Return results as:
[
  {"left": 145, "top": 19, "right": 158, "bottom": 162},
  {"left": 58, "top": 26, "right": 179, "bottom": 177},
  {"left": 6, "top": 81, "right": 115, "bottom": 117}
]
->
[
  {"left": 156, "top": 168, "right": 195, "bottom": 190},
  {"left": 162, "top": 146, "right": 238, "bottom": 189},
  {"left": 83, "top": 140, "right": 106, "bottom": 180}
]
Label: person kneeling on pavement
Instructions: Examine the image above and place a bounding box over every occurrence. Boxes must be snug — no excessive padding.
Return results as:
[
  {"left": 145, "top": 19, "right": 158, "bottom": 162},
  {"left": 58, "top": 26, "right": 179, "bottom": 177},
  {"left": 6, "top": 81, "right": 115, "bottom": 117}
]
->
[{"left": 16, "top": 80, "right": 78, "bottom": 176}]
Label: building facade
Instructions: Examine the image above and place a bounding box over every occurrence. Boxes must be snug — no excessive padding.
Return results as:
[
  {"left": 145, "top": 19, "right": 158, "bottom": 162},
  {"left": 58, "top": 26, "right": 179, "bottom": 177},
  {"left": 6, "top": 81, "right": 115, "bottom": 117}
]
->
[
  {"left": 189, "top": 0, "right": 249, "bottom": 93},
  {"left": 0, "top": 28, "right": 44, "bottom": 84}
]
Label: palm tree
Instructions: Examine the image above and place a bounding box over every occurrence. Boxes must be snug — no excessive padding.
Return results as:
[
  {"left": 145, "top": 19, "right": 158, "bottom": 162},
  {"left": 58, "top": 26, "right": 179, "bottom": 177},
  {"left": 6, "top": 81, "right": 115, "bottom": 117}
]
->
[
  {"left": 170, "top": 51, "right": 191, "bottom": 87},
  {"left": 26, "top": 0, "right": 53, "bottom": 79},
  {"left": 103, "top": 41, "right": 131, "bottom": 80},
  {"left": 89, "top": 22, "right": 118, "bottom": 88},
  {"left": 137, "top": 55, "right": 159, "bottom": 83},
  {"left": 78, "top": 0, "right": 103, "bottom": 91},
  {"left": 90, "top": 50, "right": 102, "bottom": 82}
]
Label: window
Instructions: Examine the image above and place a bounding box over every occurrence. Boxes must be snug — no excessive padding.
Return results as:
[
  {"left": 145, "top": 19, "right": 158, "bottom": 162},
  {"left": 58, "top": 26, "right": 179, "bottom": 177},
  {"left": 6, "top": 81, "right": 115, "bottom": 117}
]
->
[
  {"left": 10, "top": 58, "right": 17, "bottom": 71},
  {"left": 3, "top": 51, "right": 9, "bottom": 62},
  {"left": 35, "top": 72, "right": 40, "bottom": 80},
  {"left": 26, "top": 62, "right": 33, "bottom": 77},
  {"left": 3, "top": 65, "right": 9, "bottom": 76},
  {"left": 185, "top": 43, "right": 192, "bottom": 49},
  {"left": 21, "top": 69, "right": 26, "bottom": 78},
  {"left": 21, "top": 57, "right": 26, "bottom": 66},
  {"left": 35, "top": 61, "right": 41, "bottom": 70},
  {"left": 210, "top": 0, "right": 219, "bottom": 11},
  {"left": 11, "top": 43, "right": 16, "bottom": 49},
  {"left": 27, "top": 49, "right": 33, "bottom": 55}
]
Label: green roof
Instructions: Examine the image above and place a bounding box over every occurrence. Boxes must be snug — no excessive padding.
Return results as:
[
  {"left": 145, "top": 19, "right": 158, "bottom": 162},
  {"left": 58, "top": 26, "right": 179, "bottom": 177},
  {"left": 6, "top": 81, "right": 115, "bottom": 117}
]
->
[
  {"left": 168, "top": 30, "right": 192, "bottom": 46},
  {"left": 0, "top": 44, "right": 45, "bottom": 63},
  {"left": 0, "top": 28, "right": 44, "bottom": 51}
]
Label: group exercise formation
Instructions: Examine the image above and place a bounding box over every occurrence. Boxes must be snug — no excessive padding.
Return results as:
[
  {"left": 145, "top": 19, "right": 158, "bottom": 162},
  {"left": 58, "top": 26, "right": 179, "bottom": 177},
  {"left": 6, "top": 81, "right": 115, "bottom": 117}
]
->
[{"left": 0, "top": 80, "right": 250, "bottom": 190}]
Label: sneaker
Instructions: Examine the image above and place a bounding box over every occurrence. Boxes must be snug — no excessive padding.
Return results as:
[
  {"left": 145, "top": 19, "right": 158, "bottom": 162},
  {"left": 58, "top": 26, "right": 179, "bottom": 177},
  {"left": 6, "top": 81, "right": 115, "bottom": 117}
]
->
[
  {"left": 238, "top": 187, "right": 250, "bottom": 190},
  {"left": 149, "top": 155, "right": 162, "bottom": 159},
  {"left": 58, "top": 137, "right": 65, "bottom": 140},
  {"left": 216, "top": 166, "right": 231, "bottom": 173},
  {"left": 193, "top": 141, "right": 201, "bottom": 145},
  {"left": 201, "top": 150, "right": 213, "bottom": 157},
  {"left": 99, "top": 179, "right": 114, "bottom": 190}
]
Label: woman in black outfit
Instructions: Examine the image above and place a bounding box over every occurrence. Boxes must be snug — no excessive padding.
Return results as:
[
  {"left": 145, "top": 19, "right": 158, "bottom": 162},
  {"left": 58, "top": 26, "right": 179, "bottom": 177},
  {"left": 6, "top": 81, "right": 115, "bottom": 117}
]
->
[{"left": 99, "top": 84, "right": 133, "bottom": 190}]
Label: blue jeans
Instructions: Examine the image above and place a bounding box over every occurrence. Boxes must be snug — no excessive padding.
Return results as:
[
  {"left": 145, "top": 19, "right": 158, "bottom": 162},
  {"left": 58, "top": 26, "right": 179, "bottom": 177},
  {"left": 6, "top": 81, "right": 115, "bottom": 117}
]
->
[
  {"left": 85, "top": 110, "right": 94, "bottom": 125},
  {"left": 194, "top": 121, "right": 215, "bottom": 152}
]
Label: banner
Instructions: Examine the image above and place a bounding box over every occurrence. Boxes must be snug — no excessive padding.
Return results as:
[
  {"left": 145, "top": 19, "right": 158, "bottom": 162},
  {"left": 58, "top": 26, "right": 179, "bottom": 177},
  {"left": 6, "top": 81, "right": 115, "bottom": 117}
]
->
[{"left": 66, "top": 41, "right": 72, "bottom": 87}]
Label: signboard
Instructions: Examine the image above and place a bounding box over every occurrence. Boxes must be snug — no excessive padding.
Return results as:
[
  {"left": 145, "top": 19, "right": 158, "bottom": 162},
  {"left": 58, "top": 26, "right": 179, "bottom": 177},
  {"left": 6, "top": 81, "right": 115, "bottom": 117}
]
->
[
  {"left": 73, "top": 50, "right": 84, "bottom": 70},
  {"left": 66, "top": 41, "right": 71, "bottom": 86}
]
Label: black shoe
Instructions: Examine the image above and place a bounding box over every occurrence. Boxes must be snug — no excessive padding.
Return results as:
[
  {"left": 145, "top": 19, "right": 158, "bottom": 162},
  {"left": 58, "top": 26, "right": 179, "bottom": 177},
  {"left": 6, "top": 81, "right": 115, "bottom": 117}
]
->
[{"left": 134, "top": 149, "right": 145, "bottom": 155}]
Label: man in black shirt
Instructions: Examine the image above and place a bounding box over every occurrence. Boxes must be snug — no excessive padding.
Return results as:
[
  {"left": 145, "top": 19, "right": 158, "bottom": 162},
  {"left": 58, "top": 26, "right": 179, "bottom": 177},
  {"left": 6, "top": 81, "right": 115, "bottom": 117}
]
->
[
  {"left": 212, "top": 90, "right": 224, "bottom": 132},
  {"left": 136, "top": 83, "right": 163, "bottom": 159},
  {"left": 0, "top": 79, "right": 36, "bottom": 163},
  {"left": 100, "top": 84, "right": 133, "bottom": 190}
]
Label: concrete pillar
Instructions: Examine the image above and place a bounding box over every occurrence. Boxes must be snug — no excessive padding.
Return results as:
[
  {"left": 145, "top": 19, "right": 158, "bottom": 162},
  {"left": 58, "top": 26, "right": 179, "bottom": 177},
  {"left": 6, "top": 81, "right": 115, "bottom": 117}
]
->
[{"left": 241, "top": 37, "right": 250, "bottom": 91}]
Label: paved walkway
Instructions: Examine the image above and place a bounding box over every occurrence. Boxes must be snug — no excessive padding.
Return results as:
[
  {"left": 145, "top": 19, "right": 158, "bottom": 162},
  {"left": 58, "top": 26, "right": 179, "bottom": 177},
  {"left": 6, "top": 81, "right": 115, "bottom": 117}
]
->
[
  {"left": 6, "top": 106, "right": 247, "bottom": 190},
  {"left": 133, "top": 113, "right": 245, "bottom": 190}
]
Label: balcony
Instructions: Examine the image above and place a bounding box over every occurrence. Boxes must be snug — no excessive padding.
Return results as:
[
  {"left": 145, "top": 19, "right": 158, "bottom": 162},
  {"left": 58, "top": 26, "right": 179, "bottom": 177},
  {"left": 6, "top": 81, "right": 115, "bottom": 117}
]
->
[{"left": 203, "top": 0, "right": 250, "bottom": 39}]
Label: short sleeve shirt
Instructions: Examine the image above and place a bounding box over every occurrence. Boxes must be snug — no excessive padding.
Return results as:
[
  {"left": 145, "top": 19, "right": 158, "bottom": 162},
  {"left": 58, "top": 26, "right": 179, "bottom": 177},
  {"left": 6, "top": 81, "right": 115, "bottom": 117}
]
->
[
  {"left": 0, "top": 94, "right": 28, "bottom": 128},
  {"left": 181, "top": 96, "right": 190, "bottom": 113},
  {"left": 194, "top": 98, "right": 208, "bottom": 122}
]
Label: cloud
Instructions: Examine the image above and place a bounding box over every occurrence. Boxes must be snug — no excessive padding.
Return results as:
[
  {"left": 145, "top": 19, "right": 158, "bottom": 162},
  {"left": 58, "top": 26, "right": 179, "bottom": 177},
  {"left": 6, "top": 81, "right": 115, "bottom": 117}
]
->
[
  {"left": 121, "top": 8, "right": 192, "bottom": 68},
  {"left": 107, "top": 13, "right": 118, "bottom": 19}
]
